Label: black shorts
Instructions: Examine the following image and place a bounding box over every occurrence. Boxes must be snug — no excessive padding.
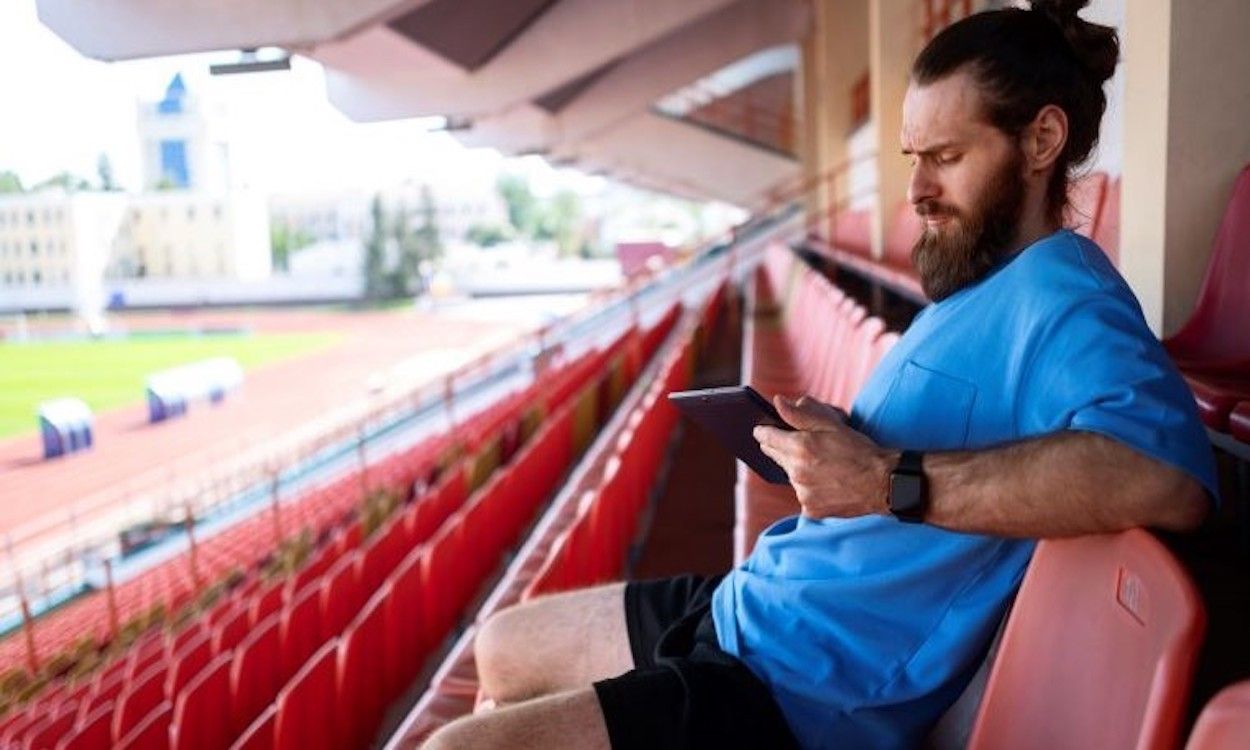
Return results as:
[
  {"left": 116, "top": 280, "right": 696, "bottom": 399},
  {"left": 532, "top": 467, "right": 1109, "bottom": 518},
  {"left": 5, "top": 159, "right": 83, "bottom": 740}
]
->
[{"left": 592, "top": 575, "right": 800, "bottom": 750}]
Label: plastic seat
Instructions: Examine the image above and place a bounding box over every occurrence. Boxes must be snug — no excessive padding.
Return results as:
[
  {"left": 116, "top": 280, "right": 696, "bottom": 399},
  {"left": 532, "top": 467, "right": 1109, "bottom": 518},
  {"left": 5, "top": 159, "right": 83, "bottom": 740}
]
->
[
  {"left": 23, "top": 706, "right": 76, "bottom": 750},
  {"left": 319, "top": 552, "right": 362, "bottom": 642},
  {"left": 1184, "top": 680, "right": 1250, "bottom": 750},
  {"left": 115, "top": 701, "right": 172, "bottom": 750},
  {"left": 166, "top": 630, "right": 212, "bottom": 699},
  {"left": 230, "top": 705, "right": 276, "bottom": 750},
  {"left": 55, "top": 704, "right": 112, "bottom": 750},
  {"left": 1230, "top": 402, "right": 1250, "bottom": 443},
  {"left": 336, "top": 585, "right": 390, "bottom": 748},
  {"left": 212, "top": 604, "right": 251, "bottom": 656},
  {"left": 968, "top": 529, "right": 1205, "bottom": 750},
  {"left": 1165, "top": 164, "right": 1250, "bottom": 373},
  {"left": 1182, "top": 373, "right": 1250, "bottom": 431},
  {"left": 249, "top": 581, "right": 285, "bottom": 628},
  {"left": 230, "top": 613, "right": 282, "bottom": 736},
  {"left": 280, "top": 581, "right": 326, "bottom": 678},
  {"left": 170, "top": 653, "right": 232, "bottom": 750},
  {"left": 273, "top": 639, "right": 340, "bottom": 750},
  {"left": 113, "top": 663, "right": 170, "bottom": 744}
]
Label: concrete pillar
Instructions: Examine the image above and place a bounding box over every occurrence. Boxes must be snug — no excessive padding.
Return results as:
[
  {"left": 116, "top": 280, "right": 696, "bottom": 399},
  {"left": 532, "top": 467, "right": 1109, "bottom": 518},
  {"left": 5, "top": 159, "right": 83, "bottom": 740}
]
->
[
  {"left": 868, "top": 0, "right": 917, "bottom": 259},
  {"left": 1121, "top": 0, "right": 1250, "bottom": 335},
  {"left": 799, "top": 0, "right": 868, "bottom": 228}
]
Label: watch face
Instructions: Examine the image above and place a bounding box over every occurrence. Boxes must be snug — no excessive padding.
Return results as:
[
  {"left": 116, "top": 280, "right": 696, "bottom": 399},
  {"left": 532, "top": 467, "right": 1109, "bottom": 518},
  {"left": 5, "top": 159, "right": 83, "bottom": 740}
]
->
[{"left": 890, "top": 473, "right": 925, "bottom": 520}]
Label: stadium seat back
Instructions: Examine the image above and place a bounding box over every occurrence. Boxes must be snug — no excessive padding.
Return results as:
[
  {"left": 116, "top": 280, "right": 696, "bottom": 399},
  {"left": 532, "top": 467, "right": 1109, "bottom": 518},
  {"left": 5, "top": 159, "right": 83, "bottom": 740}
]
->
[
  {"left": 280, "top": 581, "right": 326, "bottom": 678},
  {"left": 1165, "top": 164, "right": 1250, "bottom": 366},
  {"left": 230, "top": 705, "right": 276, "bottom": 750},
  {"left": 23, "top": 706, "right": 76, "bottom": 750},
  {"left": 968, "top": 529, "right": 1205, "bottom": 750},
  {"left": 56, "top": 704, "right": 112, "bottom": 750},
  {"left": 170, "top": 653, "right": 232, "bottom": 750},
  {"left": 114, "top": 662, "right": 170, "bottom": 744},
  {"left": 230, "top": 613, "right": 282, "bottom": 735},
  {"left": 1185, "top": 681, "right": 1250, "bottom": 750},
  {"left": 274, "top": 640, "right": 340, "bottom": 750},
  {"left": 166, "top": 630, "right": 212, "bottom": 698},
  {"left": 115, "top": 701, "right": 172, "bottom": 750}
]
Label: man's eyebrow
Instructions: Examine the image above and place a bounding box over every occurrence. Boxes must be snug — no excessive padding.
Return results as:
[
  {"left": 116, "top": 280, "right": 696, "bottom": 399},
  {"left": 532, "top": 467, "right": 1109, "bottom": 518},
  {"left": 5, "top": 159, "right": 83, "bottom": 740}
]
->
[{"left": 900, "top": 141, "right": 960, "bottom": 156}]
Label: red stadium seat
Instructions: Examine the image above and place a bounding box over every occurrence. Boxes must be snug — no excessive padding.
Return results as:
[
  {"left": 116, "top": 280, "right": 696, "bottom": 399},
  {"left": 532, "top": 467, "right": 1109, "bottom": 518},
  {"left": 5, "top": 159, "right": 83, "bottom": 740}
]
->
[
  {"left": 249, "top": 581, "right": 285, "bottom": 628},
  {"left": 968, "top": 529, "right": 1205, "bottom": 750},
  {"left": 1165, "top": 164, "right": 1250, "bottom": 374},
  {"left": 212, "top": 603, "right": 251, "bottom": 656},
  {"left": 385, "top": 547, "right": 430, "bottom": 701},
  {"left": 55, "top": 704, "right": 112, "bottom": 750},
  {"left": 274, "top": 639, "right": 340, "bottom": 750},
  {"left": 166, "top": 630, "right": 212, "bottom": 698},
  {"left": 113, "top": 663, "right": 170, "bottom": 744},
  {"left": 170, "top": 653, "right": 233, "bottom": 750},
  {"left": 1183, "top": 374, "right": 1250, "bottom": 431},
  {"left": 336, "top": 584, "right": 391, "bottom": 748},
  {"left": 230, "top": 705, "right": 276, "bottom": 750},
  {"left": 280, "top": 581, "right": 326, "bottom": 679},
  {"left": 230, "top": 613, "right": 283, "bottom": 735},
  {"left": 319, "top": 552, "right": 362, "bottom": 643},
  {"left": 115, "top": 701, "right": 172, "bottom": 750},
  {"left": 22, "top": 706, "right": 76, "bottom": 750},
  {"left": 1230, "top": 402, "right": 1250, "bottom": 443},
  {"left": 1185, "top": 681, "right": 1250, "bottom": 750}
]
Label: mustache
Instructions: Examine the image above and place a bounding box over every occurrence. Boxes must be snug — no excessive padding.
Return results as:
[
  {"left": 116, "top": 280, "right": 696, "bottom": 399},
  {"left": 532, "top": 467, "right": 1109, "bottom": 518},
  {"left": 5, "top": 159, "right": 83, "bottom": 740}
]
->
[{"left": 914, "top": 201, "right": 959, "bottom": 219}]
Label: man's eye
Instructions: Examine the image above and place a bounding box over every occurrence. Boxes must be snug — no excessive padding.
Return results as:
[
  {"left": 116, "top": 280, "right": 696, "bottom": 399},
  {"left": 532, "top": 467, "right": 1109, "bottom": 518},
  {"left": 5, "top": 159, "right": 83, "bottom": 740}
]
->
[{"left": 936, "top": 153, "right": 961, "bottom": 166}]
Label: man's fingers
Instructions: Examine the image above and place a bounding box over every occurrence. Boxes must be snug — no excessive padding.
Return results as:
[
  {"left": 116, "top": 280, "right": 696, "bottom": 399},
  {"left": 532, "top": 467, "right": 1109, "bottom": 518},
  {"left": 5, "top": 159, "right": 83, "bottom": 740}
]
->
[{"left": 775, "top": 394, "right": 848, "bottom": 430}]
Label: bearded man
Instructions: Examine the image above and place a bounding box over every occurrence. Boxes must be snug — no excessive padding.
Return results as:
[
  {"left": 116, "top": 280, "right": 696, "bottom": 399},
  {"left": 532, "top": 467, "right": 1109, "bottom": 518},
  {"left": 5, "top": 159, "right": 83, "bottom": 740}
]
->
[{"left": 422, "top": 2, "right": 1217, "bottom": 749}]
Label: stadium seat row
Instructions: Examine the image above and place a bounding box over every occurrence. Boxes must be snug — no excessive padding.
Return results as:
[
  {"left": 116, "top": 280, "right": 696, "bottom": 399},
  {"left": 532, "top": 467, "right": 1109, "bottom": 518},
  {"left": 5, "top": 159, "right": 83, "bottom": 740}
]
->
[
  {"left": 0, "top": 305, "right": 683, "bottom": 749},
  {"left": 383, "top": 283, "right": 724, "bottom": 748}
]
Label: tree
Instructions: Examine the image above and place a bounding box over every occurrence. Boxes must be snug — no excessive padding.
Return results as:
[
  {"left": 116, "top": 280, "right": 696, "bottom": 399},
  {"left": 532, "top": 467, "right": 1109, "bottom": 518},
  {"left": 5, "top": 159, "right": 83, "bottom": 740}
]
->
[
  {"left": 496, "top": 173, "right": 539, "bottom": 235},
  {"left": 391, "top": 186, "right": 444, "bottom": 296},
  {"left": 466, "top": 222, "right": 513, "bottom": 247},
  {"left": 33, "top": 171, "right": 92, "bottom": 192},
  {"left": 97, "top": 153, "right": 117, "bottom": 191},
  {"left": 545, "top": 189, "right": 585, "bottom": 257},
  {"left": 363, "top": 195, "right": 391, "bottom": 300},
  {"left": 270, "top": 223, "right": 314, "bottom": 273},
  {"left": 0, "top": 171, "right": 23, "bottom": 194}
]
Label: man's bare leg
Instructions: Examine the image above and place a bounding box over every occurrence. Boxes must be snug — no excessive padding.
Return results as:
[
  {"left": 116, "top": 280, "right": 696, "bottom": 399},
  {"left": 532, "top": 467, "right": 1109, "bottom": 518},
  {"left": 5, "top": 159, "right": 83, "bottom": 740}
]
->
[
  {"left": 422, "top": 688, "right": 610, "bottom": 750},
  {"left": 475, "top": 582, "right": 633, "bottom": 703}
]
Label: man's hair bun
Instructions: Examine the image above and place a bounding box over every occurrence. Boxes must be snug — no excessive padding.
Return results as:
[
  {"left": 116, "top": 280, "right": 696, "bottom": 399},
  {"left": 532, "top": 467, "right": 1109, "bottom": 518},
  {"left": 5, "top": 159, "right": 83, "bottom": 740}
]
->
[{"left": 1030, "top": 0, "right": 1119, "bottom": 85}]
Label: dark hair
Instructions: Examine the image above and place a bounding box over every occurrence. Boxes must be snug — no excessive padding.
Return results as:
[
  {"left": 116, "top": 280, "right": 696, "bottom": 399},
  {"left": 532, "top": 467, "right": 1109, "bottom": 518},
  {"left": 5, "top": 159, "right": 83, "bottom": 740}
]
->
[{"left": 911, "top": 0, "right": 1119, "bottom": 224}]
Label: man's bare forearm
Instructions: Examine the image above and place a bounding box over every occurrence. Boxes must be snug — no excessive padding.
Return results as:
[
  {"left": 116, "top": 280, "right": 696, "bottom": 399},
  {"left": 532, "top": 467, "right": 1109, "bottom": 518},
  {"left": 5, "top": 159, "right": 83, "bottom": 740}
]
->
[{"left": 917, "top": 431, "right": 1209, "bottom": 537}]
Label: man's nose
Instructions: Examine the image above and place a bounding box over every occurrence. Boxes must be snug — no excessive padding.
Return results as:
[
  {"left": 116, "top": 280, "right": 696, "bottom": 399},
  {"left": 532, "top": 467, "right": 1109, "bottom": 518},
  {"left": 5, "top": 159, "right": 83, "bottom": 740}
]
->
[{"left": 907, "top": 164, "right": 939, "bottom": 206}]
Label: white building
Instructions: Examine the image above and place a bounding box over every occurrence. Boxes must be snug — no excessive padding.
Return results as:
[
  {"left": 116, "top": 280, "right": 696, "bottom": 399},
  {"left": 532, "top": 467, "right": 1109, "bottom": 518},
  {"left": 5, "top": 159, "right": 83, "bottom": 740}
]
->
[
  {"left": 111, "top": 191, "right": 270, "bottom": 281},
  {"left": 0, "top": 189, "right": 128, "bottom": 322},
  {"left": 136, "top": 73, "right": 231, "bottom": 193}
]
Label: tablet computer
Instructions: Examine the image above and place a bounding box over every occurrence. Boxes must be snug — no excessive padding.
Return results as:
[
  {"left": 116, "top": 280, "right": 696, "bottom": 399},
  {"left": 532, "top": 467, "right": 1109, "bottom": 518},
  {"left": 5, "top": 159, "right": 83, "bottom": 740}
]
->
[{"left": 667, "top": 385, "right": 794, "bottom": 484}]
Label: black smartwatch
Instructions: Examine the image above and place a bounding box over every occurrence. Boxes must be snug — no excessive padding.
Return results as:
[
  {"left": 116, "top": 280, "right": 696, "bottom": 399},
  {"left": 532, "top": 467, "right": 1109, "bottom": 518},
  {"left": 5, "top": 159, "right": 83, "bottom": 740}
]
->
[{"left": 888, "top": 450, "right": 927, "bottom": 523}]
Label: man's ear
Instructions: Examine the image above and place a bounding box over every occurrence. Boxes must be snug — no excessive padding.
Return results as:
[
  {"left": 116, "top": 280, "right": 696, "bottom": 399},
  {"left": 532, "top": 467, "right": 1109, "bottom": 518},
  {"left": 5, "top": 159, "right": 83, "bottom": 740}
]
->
[{"left": 1023, "top": 104, "right": 1068, "bottom": 174}]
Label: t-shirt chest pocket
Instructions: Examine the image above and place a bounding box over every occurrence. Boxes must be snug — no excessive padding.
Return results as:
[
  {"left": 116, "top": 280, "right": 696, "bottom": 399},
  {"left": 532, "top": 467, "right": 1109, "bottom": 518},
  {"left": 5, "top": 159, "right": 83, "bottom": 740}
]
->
[{"left": 867, "top": 359, "right": 978, "bottom": 451}]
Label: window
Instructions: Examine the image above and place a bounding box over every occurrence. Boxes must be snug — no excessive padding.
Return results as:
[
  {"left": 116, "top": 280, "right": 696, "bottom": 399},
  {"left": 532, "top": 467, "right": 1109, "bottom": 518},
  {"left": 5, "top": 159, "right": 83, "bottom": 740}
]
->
[
  {"left": 213, "top": 203, "right": 223, "bottom": 220},
  {"left": 32, "top": 270, "right": 40, "bottom": 284},
  {"left": 30, "top": 240, "right": 37, "bottom": 256},
  {"left": 26, "top": 211, "right": 35, "bottom": 225},
  {"left": 187, "top": 206, "right": 196, "bottom": 221}
]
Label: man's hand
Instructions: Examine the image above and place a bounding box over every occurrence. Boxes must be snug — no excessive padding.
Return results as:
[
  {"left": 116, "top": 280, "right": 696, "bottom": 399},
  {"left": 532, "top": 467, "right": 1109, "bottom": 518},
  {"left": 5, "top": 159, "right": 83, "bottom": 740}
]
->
[{"left": 753, "top": 395, "right": 898, "bottom": 519}]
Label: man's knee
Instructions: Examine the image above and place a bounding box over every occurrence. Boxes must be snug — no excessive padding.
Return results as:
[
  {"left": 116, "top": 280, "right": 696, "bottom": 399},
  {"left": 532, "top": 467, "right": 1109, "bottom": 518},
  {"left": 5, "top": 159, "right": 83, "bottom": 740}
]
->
[{"left": 475, "top": 604, "right": 538, "bottom": 701}]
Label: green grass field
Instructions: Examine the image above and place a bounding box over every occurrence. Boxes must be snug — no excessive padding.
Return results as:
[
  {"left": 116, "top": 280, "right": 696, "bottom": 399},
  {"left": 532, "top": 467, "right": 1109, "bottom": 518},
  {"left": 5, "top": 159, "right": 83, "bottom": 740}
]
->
[{"left": 0, "top": 332, "right": 340, "bottom": 439}]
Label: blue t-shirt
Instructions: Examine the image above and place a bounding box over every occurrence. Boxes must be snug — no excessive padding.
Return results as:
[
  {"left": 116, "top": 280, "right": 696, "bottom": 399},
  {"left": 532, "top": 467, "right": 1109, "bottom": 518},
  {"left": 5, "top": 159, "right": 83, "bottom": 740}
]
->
[{"left": 710, "top": 230, "right": 1217, "bottom": 749}]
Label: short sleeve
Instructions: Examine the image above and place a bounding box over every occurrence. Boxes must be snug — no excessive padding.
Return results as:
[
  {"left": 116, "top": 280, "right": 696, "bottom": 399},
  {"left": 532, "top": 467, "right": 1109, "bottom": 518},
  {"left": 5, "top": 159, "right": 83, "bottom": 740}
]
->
[{"left": 1018, "top": 294, "right": 1219, "bottom": 500}]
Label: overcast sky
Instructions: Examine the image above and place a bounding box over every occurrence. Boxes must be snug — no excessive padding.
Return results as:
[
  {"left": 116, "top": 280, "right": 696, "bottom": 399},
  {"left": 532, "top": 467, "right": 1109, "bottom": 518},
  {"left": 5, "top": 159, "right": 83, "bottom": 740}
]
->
[{"left": 0, "top": 0, "right": 604, "bottom": 198}]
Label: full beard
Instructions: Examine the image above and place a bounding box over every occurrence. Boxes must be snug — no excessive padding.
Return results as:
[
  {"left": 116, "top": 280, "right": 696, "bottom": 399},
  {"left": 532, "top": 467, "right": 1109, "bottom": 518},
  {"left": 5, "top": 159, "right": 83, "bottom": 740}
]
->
[{"left": 911, "top": 152, "right": 1026, "bottom": 302}]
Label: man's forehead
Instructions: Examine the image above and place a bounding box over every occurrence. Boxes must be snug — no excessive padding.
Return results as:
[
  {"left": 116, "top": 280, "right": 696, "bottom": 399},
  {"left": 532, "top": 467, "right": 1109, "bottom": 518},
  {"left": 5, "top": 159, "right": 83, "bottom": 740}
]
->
[{"left": 901, "top": 71, "right": 987, "bottom": 150}]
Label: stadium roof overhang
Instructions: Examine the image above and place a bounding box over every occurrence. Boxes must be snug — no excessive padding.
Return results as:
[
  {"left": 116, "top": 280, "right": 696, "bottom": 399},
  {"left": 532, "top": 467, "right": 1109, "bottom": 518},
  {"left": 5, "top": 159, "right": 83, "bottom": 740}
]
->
[{"left": 37, "top": 0, "right": 807, "bottom": 207}]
